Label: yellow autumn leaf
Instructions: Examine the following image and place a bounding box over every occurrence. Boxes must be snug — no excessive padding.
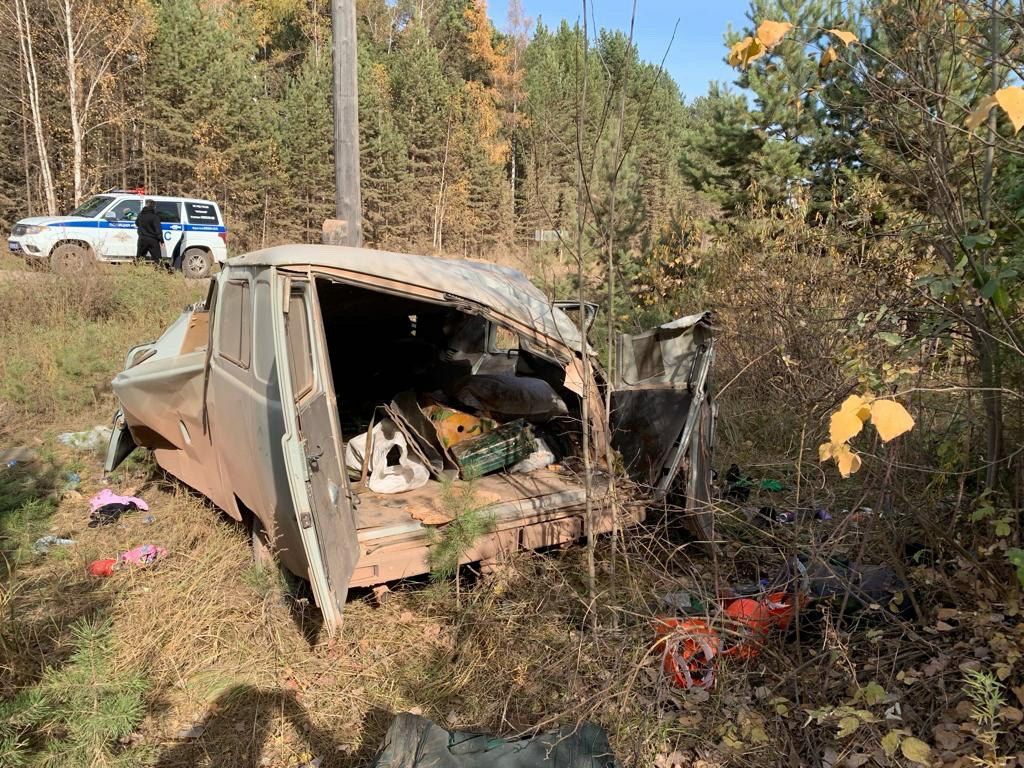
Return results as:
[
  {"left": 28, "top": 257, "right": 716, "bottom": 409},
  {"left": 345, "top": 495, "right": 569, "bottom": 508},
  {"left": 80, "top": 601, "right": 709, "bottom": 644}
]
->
[
  {"left": 881, "top": 730, "right": 902, "bottom": 758},
  {"left": 965, "top": 95, "right": 998, "bottom": 132},
  {"left": 837, "top": 715, "right": 860, "bottom": 738},
  {"left": 900, "top": 736, "right": 932, "bottom": 765},
  {"left": 818, "top": 442, "right": 834, "bottom": 462},
  {"left": 728, "top": 36, "right": 765, "bottom": 68},
  {"left": 757, "top": 20, "right": 793, "bottom": 48},
  {"left": 869, "top": 399, "right": 915, "bottom": 442},
  {"left": 833, "top": 443, "right": 862, "bottom": 478},
  {"left": 819, "top": 46, "right": 838, "bottom": 70},
  {"left": 995, "top": 86, "right": 1024, "bottom": 133},
  {"left": 830, "top": 410, "right": 864, "bottom": 444},
  {"left": 838, "top": 393, "right": 873, "bottom": 421},
  {"left": 828, "top": 28, "right": 859, "bottom": 46}
]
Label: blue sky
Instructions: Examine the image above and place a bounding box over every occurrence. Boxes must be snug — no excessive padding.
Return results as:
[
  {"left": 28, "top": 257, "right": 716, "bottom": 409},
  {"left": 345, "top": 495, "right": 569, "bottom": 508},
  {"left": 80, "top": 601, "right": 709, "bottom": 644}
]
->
[{"left": 486, "top": 0, "right": 752, "bottom": 101}]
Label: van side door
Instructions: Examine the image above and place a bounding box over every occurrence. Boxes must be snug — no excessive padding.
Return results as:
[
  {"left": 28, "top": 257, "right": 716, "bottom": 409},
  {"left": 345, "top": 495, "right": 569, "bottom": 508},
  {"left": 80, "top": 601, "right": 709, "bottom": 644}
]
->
[
  {"left": 273, "top": 275, "right": 358, "bottom": 634},
  {"left": 610, "top": 313, "right": 716, "bottom": 539}
]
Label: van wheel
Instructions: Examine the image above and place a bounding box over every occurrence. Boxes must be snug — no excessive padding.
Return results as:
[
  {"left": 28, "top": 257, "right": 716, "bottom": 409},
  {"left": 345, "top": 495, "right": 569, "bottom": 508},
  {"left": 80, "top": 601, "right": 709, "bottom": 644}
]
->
[
  {"left": 51, "top": 242, "right": 94, "bottom": 273},
  {"left": 181, "top": 248, "right": 213, "bottom": 279}
]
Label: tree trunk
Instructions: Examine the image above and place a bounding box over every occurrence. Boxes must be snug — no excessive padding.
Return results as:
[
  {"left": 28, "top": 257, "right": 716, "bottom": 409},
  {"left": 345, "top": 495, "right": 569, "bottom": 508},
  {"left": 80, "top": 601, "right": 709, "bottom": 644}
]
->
[
  {"left": 16, "top": 0, "right": 58, "bottom": 214},
  {"left": 61, "top": 0, "right": 84, "bottom": 207}
]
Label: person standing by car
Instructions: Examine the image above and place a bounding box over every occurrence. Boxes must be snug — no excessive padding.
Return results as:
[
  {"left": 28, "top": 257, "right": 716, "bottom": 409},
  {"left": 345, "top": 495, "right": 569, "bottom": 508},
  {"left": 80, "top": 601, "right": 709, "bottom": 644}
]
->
[{"left": 135, "top": 200, "right": 163, "bottom": 265}]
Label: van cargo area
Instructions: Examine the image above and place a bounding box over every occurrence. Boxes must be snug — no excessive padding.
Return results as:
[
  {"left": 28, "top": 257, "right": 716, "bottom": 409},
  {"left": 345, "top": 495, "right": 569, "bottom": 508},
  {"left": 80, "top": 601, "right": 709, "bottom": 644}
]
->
[{"left": 312, "top": 277, "right": 633, "bottom": 587}]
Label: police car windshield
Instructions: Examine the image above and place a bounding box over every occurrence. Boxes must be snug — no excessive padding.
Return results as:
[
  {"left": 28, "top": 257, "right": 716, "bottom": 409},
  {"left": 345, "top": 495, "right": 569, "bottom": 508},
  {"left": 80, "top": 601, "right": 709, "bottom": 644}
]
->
[{"left": 70, "top": 195, "right": 114, "bottom": 218}]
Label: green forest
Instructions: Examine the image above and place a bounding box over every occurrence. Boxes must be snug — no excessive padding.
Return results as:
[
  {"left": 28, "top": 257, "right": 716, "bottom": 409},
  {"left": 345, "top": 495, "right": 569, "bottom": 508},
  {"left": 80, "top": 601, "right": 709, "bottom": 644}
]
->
[{"left": 2, "top": 0, "right": 1024, "bottom": 765}]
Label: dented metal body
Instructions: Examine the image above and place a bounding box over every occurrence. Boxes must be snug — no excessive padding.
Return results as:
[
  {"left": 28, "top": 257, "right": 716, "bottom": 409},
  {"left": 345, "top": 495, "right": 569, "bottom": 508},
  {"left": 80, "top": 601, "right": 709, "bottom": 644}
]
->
[{"left": 107, "top": 245, "right": 715, "bottom": 632}]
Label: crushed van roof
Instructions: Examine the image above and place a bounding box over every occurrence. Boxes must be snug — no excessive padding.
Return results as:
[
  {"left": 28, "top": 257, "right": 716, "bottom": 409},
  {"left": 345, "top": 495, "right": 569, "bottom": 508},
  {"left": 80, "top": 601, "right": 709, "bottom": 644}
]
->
[{"left": 230, "top": 244, "right": 584, "bottom": 350}]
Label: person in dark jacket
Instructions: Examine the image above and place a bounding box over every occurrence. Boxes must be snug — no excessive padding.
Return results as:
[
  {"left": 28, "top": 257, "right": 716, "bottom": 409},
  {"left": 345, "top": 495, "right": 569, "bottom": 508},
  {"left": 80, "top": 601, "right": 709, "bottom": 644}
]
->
[{"left": 135, "top": 200, "right": 163, "bottom": 264}]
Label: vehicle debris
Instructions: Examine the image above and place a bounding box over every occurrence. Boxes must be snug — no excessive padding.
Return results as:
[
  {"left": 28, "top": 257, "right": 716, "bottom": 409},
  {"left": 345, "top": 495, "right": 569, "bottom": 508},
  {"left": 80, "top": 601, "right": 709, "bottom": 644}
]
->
[{"left": 369, "top": 711, "right": 619, "bottom": 767}]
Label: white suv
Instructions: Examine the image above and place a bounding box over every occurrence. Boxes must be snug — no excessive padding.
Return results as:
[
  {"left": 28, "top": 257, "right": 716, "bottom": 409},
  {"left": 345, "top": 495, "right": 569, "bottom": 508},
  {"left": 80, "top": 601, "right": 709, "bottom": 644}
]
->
[{"left": 7, "top": 191, "right": 228, "bottom": 278}]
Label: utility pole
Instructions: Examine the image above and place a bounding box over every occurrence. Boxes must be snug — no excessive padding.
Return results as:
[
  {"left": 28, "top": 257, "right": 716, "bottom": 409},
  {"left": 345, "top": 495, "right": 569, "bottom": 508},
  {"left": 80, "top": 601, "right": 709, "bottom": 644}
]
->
[{"left": 324, "top": 0, "right": 362, "bottom": 247}]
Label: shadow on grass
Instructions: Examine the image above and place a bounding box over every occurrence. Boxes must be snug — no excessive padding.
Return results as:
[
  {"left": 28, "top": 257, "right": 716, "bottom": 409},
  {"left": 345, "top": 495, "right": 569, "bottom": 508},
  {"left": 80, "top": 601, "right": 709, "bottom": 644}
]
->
[{"left": 153, "top": 686, "right": 391, "bottom": 768}]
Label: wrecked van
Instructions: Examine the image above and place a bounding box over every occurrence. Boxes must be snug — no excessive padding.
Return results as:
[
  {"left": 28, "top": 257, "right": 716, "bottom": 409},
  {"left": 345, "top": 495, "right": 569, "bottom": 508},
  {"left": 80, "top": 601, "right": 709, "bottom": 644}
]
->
[{"left": 105, "top": 245, "right": 715, "bottom": 632}]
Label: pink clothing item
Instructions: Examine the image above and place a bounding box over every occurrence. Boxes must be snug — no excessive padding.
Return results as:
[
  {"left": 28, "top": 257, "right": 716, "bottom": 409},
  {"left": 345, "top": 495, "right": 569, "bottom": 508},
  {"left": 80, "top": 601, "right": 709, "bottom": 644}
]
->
[
  {"left": 89, "top": 488, "right": 149, "bottom": 513},
  {"left": 119, "top": 544, "right": 166, "bottom": 567}
]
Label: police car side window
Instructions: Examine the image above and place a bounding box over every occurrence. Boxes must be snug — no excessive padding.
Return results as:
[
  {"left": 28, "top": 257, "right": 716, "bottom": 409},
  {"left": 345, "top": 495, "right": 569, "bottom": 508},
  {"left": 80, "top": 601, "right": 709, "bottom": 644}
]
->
[
  {"left": 154, "top": 201, "right": 181, "bottom": 223},
  {"left": 186, "top": 202, "right": 219, "bottom": 225},
  {"left": 115, "top": 200, "right": 142, "bottom": 221}
]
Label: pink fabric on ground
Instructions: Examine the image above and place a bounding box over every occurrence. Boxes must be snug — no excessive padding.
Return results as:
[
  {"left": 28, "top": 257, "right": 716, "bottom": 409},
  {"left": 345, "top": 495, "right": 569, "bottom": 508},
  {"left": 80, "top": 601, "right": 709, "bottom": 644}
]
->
[
  {"left": 89, "top": 488, "right": 149, "bottom": 513},
  {"left": 119, "top": 544, "right": 167, "bottom": 567}
]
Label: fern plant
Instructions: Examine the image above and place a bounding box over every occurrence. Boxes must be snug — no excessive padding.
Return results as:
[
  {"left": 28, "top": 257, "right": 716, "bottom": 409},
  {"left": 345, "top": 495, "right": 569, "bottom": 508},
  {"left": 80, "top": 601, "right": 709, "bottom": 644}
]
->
[{"left": 964, "top": 669, "right": 1007, "bottom": 768}]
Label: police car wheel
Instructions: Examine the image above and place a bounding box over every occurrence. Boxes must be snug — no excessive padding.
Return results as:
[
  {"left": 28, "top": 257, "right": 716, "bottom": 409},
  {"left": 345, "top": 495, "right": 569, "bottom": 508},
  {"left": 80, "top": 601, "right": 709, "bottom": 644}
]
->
[
  {"left": 181, "top": 247, "right": 213, "bottom": 279},
  {"left": 51, "top": 242, "right": 94, "bottom": 273}
]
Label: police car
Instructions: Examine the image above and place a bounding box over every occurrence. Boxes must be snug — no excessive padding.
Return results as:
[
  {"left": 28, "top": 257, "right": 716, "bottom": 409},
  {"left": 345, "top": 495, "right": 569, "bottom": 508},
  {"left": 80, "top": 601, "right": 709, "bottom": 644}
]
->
[{"left": 7, "top": 190, "right": 228, "bottom": 279}]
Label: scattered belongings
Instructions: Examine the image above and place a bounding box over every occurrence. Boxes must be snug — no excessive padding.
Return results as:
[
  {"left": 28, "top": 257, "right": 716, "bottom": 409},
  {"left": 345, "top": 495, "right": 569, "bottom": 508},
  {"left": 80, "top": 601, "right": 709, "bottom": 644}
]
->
[
  {"left": 654, "top": 617, "right": 719, "bottom": 690},
  {"left": 88, "top": 543, "right": 167, "bottom": 577},
  {"left": 370, "top": 712, "right": 619, "bottom": 767},
  {"left": 33, "top": 535, "right": 75, "bottom": 554},
  {"left": 450, "top": 419, "right": 536, "bottom": 479},
  {"left": 1, "top": 446, "right": 37, "bottom": 467},
  {"left": 345, "top": 418, "right": 430, "bottom": 494},
  {"left": 454, "top": 373, "right": 569, "bottom": 422},
  {"left": 88, "top": 488, "right": 149, "bottom": 527},
  {"left": 424, "top": 404, "right": 492, "bottom": 448},
  {"left": 723, "top": 463, "right": 751, "bottom": 502},
  {"left": 58, "top": 425, "right": 112, "bottom": 451}
]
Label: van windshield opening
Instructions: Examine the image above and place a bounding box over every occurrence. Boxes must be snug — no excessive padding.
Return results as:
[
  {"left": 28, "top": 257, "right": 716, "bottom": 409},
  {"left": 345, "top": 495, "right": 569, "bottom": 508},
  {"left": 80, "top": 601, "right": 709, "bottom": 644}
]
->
[{"left": 70, "top": 195, "right": 114, "bottom": 218}]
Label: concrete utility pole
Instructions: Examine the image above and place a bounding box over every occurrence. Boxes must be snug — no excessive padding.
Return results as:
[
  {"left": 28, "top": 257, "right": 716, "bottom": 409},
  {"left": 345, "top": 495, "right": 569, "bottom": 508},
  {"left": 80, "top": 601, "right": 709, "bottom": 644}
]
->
[{"left": 324, "top": 0, "right": 362, "bottom": 247}]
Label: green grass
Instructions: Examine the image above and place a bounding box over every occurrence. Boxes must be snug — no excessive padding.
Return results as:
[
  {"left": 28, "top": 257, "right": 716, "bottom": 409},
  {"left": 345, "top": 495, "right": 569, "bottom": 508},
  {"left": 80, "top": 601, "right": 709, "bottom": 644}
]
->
[
  {"left": 0, "top": 264, "right": 204, "bottom": 430},
  {"left": 0, "top": 618, "right": 151, "bottom": 767}
]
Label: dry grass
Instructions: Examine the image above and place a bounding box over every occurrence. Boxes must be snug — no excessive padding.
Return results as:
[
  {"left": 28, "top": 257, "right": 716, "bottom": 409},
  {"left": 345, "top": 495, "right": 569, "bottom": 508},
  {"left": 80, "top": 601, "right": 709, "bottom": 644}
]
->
[{"left": 6, "top": 442, "right": 996, "bottom": 767}]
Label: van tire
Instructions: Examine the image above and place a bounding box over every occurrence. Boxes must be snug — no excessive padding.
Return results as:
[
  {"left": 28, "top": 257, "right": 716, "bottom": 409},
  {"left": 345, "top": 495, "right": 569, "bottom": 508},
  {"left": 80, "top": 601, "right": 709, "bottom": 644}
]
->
[
  {"left": 181, "top": 247, "right": 213, "bottom": 279},
  {"left": 51, "top": 242, "right": 94, "bottom": 273}
]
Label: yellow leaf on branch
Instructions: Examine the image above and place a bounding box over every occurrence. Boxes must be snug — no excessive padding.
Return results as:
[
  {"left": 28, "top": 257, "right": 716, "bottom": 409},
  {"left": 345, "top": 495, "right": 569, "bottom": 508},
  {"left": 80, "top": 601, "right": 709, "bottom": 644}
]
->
[
  {"left": 756, "top": 20, "right": 793, "bottom": 48},
  {"left": 869, "top": 399, "right": 915, "bottom": 442},
  {"left": 728, "top": 36, "right": 765, "bottom": 68},
  {"left": 965, "top": 95, "right": 998, "bottom": 132},
  {"left": 995, "top": 86, "right": 1024, "bottom": 133},
  {"left": 828, "top": 28, "right": 859, "bottom": 46},
  {"left": 830, "top": 409, "right": 864, "bottom": 445},
  {"left": 832, "top": 443, "right": 862, "bottom": 477},
  {"left": 819, "top": 46, "right": 838, "bottom": 71}
]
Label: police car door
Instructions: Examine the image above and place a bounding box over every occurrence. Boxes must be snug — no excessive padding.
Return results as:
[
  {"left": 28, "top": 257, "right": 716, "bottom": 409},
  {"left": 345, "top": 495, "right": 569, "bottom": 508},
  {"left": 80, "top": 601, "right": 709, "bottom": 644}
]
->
[
  {"left": 153, "top": 200, "right": 185, "bottom": 263},
  {"left": 99, "top": 198, "right": 142, "bottom": 258}
]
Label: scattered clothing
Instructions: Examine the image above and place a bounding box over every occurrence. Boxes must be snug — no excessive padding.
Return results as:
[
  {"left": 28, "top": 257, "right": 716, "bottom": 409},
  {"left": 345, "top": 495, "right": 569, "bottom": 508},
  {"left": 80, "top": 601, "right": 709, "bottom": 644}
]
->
[
  {"left": 90, "top": 488, "right": 149, "bottom": 514},
  {"left": 89, "top": 503, "right": 140, "bottom": 528},
  {"left": 88, "top": 544, "right": 167, "bottom": 577},
  {"left": 33, "top": 535, "right": 75, "bottom": 554}
]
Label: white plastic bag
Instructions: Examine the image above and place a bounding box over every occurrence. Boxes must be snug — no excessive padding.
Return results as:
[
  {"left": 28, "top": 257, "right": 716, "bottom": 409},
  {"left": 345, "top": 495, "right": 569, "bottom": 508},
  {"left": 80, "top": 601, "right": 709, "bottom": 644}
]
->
[
  {"left": 510, "top": 437, "right": 556, "bottom": 474},
  {"left": 345, "top": 419, "right": 430, "bottom": 494}
]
